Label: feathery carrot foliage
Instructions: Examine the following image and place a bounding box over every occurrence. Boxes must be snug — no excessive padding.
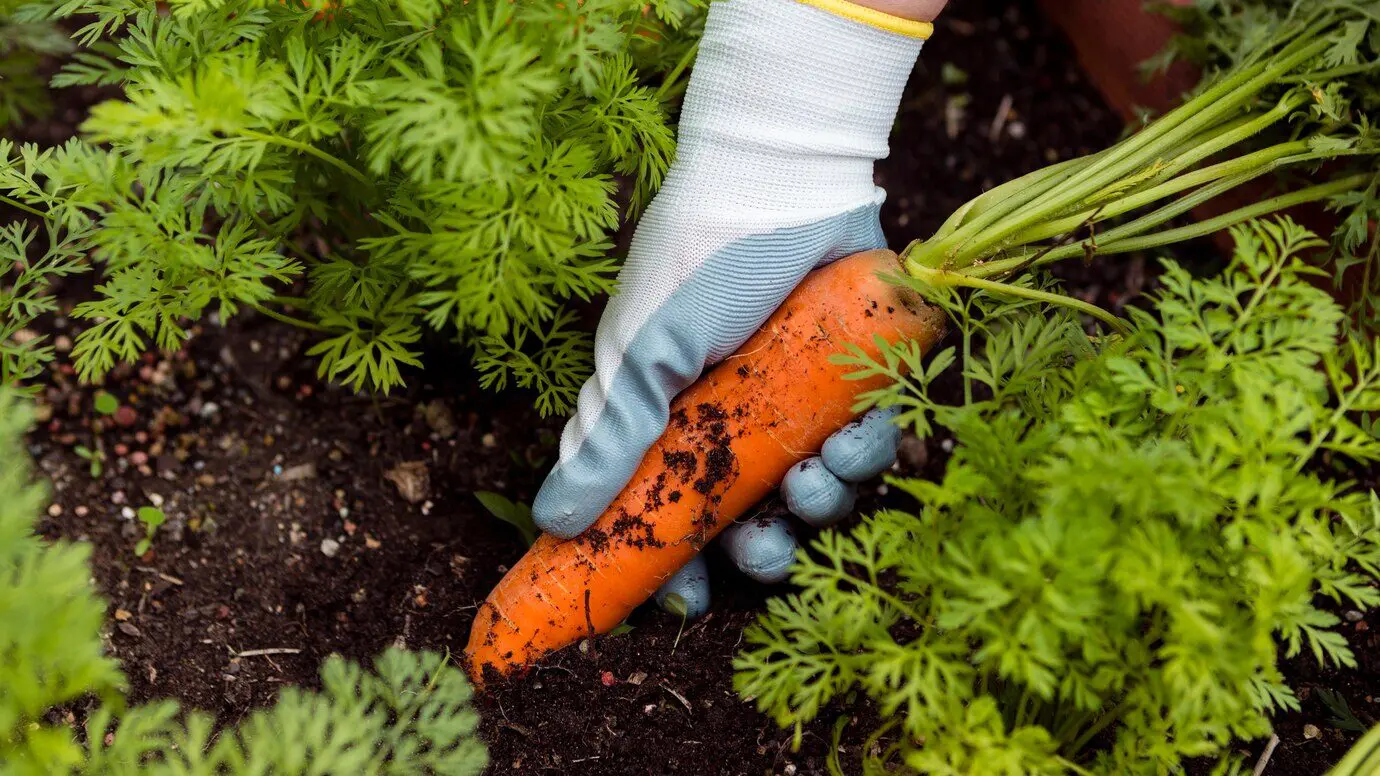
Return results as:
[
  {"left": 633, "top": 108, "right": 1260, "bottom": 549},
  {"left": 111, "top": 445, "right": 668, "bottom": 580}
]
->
[{"left": 1, "top": 0, "right": 701, "bottom": 411}]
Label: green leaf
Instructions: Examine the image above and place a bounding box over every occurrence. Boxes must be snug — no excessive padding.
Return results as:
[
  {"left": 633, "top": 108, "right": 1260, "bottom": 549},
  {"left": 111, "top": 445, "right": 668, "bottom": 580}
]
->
[
  {"left": 1318, "top": 688, "right": 1368, "bottom": 733},
  {"left": 93, "top": 391, "right": 118, "bottom": 415},
  {"left": 474, "top": 491, "right": 537, "bottom": 545},
  {"left": 661, "top": 592, "right": 688, "bottom": 619},
  {"left": 136, "top": 506, "right": 165, "bottom": 529}
]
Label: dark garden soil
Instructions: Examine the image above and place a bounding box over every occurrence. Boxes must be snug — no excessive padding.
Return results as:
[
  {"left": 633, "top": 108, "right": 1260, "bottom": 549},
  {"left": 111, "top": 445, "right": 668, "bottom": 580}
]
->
[{"left": 14, "top": 0, "right": 1378, "bottom": 774}]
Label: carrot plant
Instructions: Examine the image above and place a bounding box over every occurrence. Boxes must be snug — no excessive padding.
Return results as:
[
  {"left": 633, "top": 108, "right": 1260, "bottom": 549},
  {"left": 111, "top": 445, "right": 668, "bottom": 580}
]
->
[
  {"left": 729, "top": 8, "right": 1380, "bottom": 772},
  {"left": 0, "top": 0, "right": 699, "bottom": 413},
  {"left": 0, "top": 389, "right": 489, "bottom": 773},
  {"left": 736, "top": 218, "right": 1380, "bottom": 774}
]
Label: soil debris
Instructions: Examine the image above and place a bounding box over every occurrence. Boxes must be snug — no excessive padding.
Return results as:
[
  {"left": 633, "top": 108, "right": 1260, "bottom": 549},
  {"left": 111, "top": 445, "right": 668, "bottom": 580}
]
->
[
  {"left": 610, "top": 510, "right": 664, "bottom": 550},
  {"left": 383, "top": 461, "right": 430, "bottom": 503}
]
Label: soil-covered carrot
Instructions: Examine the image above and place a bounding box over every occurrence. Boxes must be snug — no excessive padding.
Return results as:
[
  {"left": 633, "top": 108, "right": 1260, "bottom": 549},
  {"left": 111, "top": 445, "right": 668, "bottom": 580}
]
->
[
  {"left": 465, "top": 250, "right": 946, "bottom": 681},
  {"left": 467, "top": 10, "right": 1379, "bottom": 681}
]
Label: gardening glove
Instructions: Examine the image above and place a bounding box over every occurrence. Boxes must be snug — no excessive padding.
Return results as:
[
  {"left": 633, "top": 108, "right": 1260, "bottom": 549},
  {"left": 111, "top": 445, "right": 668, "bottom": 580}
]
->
[{"left": 532, "top": 0, "right": 932, "bottom": 616}]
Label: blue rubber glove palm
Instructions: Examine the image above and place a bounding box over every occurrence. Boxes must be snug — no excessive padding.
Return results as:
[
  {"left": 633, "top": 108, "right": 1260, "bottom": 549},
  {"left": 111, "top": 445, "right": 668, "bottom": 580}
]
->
[{"left": 532, "top": 0, "right": 928, "bottom": 616}]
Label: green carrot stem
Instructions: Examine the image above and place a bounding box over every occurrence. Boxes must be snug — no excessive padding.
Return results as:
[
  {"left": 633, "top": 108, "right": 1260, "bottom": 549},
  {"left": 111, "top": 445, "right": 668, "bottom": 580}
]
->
[
  {"left": 964, "top": 173, "right": 1369, "bottom": 279},
  {"left": 1073, "top": 173, "right": 1369, "bottom": 258},
  {"left": 240, "top": 130, "right": 369, "bottom": 183},
  {"left": 654, "top": 42, "right": 699, "bottom": 103},
  {"left": 907, "top": 265, "right": 1128, "bottom": 334},
  {"left": 0, "top": 194, "right": 49, "bottom": 219},
  {"left": 953, "top": 39, "right": 1329, "bottom": 264},
  {"left": 923, "top": 34, "right": 1332, "bottom": 269},
  {"left": 1280, "top": 60, "right": 1380, "bottom": 83},
  {"left": 1004, "top": 140, "right": 1317, "bottom": 247},
  {"left": 927, "top": 153, "right": 1099, "bottom": 243},
  {"left": 910, "top": 55, "right": 1270, "bottom": 266},
  {"left": 268, "top": 294, "right": 309, "bottom": 309},
  {"left": 248, "top": 301, "right": 327, "bottom": 331},
  {"left": 1065, "top": 699, "right": 1131, "bottom": 755},
  {"left": 1150, "top": 93, "right": 1308, "bottom": 180}
]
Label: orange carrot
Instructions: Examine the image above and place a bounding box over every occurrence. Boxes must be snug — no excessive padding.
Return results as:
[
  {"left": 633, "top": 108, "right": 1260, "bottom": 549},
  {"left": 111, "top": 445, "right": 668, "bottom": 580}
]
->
[{"left": 465, "top": 250, "right": 946, "bottom": 683}]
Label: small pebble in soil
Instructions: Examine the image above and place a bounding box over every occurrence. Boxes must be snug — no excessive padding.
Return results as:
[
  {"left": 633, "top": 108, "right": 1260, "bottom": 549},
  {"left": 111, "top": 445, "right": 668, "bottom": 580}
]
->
[
  {"left": 279, "top": 462, "right": 316, "bottom": 482},
  {"left": 199, "top": 402, "right": 220, "bottom": 418},
  {"left": 113, "top": 406, "right": 137, "bottom": 427},
  {"left": 898, "top": 434, "right": 927, "bottom": 469},
  {"left": 1303, "top": 724, "right": 1321, "bottom": 740},
  {"left": 601, "top": 671, "right": 616, "bottom": 687},
  {"left": 320, "top": 538, "right": 341, "bottom": 557},
  {"left": 47, "top": 503, "right": 63, "bottom": 517},
  {"left": 384, "top": 461, "right": 430, "bottom": 504},
  {"left": 121, "top": 506, "right": 135, "bottom": 519},
  {"left": 482, "top": 433, "right": 496, "bottom": 448},
  {"left": 1346, "top": 610, "right": 1364, "bottom": 622},
  {"left": 74, "top": 506, "right": 88, "bottom": 517}
]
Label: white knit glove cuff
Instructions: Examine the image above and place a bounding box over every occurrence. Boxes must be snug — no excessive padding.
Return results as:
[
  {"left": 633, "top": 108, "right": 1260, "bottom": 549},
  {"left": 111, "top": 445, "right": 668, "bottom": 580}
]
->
[{"left": 673, "top": 0, "right": 925, "bottom": 222}]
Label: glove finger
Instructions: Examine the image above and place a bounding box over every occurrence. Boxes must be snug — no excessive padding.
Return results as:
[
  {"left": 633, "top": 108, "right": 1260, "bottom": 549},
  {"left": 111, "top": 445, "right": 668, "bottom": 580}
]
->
[
  {"left": 782, "top": 457, "right": 857, "bottom": 527},
  {"left": 654, "top": 554, "right": 711, "bottom": 619},
  {"left": 821, "top": 406, "right": 902, "bottom": 482},
  {"left": 722, "top": 515, "right": 797, "bottom": 584}
]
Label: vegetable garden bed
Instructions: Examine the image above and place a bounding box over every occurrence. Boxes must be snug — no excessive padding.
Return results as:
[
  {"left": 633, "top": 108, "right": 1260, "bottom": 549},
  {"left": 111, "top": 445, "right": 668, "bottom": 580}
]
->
[{"left": 8, "top": 0, "right": 1380, "bottom": 774}]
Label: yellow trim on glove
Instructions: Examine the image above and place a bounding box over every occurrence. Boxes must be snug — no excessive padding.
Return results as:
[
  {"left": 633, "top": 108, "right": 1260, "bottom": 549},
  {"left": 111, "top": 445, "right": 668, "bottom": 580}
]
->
[{"left": 797, "top": 0, "right": 933, "bottom": 39}]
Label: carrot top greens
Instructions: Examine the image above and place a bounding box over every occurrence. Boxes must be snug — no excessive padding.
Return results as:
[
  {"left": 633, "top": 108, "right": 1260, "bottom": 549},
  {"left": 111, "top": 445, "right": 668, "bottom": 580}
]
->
[{"left": 0, "top": 0, "right": 700, "bottom": 413}]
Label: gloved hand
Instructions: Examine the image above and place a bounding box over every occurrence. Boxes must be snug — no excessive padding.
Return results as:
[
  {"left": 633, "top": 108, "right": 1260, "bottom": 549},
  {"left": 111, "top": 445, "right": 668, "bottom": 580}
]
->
[{"left": 532, "top": 0, "right": 935, "bottom": 616}]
